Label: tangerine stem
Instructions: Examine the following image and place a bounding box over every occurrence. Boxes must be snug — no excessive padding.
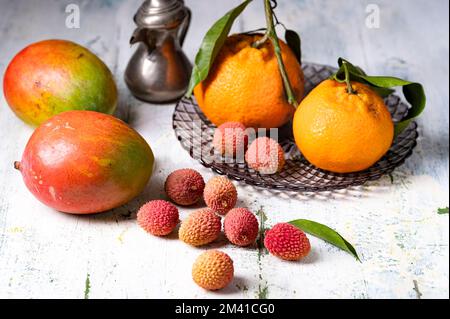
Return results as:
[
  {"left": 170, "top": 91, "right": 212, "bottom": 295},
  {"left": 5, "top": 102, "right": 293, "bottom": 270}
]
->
[
  {"left": 343, "top": 61, "right": 356, "bottom": 94},
  {"left": 265, "top": 0, "right": 298, "bottom": 106},
  {"left": 252, "top": 32, "right": 269, "bottom": 48},
  {"left": 254, "top": 0, "right": 298, "bottom": 107}
]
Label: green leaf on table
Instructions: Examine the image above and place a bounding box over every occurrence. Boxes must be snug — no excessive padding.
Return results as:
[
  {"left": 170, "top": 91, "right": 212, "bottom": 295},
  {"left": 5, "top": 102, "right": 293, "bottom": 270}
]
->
[
  {"left": 185, "top": 0, "right": 253, "bottom": 97},
  {"left": 289, "top": 219, "right": 360, "bottom": 261},
  {"left": 285, "top": 29, "right": 302, "bottom": 63},
  {"left": 331, "top": 58, "right": 426, "bottom": 136},
  {"left": 437, "top": 207, "right": 449, "bottom": 215}
]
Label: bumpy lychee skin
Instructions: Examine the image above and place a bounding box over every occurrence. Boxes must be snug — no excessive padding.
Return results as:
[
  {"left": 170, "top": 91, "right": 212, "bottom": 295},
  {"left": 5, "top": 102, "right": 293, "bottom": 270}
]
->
[
  {"left": 137, "top": 200, "right": 179, "bottom": 236},
  {"left": 192, "top": 250, "right": 234, "bottom": 290},
  {"left": 165, "top": 169, "right": 205, "bottom": 206},
  {"left": 179, "top": 208, "right": 222, "bottom": 246},
  {"left": 204, "top": 176, "right": 237, "bottom": 215},
  {"left": 224, "top": 208, "right": 259, "bottom": 246},
  {"left": 213, "top": 122, "right": 248, "bottom": 157},
  {"left": 245, "top": 137, "right": 285, "bottom": 174},
  {"left": 264, "top": 223, "right": 311, "bottom": 261}
]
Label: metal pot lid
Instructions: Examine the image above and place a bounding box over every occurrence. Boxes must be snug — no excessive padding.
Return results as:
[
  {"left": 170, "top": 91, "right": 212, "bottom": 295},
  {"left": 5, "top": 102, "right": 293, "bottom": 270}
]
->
[{"left": 134, "top": 0, "right": 187, "bottom": 29}]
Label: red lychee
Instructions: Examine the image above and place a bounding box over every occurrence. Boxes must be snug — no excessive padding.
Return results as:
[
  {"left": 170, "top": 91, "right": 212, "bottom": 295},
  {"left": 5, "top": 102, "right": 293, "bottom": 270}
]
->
[
  {"left": 137, "top": 200, "right": 179, "bottom": 236},
  {"left": 165, "top": 168, "right": 205, "bottom": 206},
  {"left": 264, "top": 223, "right": 311, "bottom": 261}
]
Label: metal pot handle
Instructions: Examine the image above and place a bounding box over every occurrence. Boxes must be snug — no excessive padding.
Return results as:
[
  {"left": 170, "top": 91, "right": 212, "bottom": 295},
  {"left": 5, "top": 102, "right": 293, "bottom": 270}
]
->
[
  {"left": 130, "top": 28, "right": 157, "bottom": 53},
  {"left": 178, "top": 8, "right": 191, "bottom": 47}
]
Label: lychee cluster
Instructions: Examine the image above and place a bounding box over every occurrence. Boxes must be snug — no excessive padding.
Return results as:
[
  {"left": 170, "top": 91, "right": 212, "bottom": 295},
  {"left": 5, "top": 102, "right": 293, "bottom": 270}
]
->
[
  {"left": 136, "top": 166, "right": 311, "bottom": 291},
  {"left": 212, "top": 122, "right": 286, "bottom": 175},
  {"left": 135, "top": 169, "right": 242, "bottom": 290}
]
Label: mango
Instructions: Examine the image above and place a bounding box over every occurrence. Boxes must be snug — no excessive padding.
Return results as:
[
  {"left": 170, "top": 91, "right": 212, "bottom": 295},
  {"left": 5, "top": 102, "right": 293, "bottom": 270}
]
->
[
  {"left": 3, "top": 40, "right": 117, "bottom": 126},
  {"left": 15, "top": 111, "right": 154, "bottom": 214}
]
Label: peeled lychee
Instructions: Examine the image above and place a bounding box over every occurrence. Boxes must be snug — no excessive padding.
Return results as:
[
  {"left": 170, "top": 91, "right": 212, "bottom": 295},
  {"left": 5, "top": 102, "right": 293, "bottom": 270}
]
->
[
  {"left": 224, "top": 208, "right": 259, "bottom": 246},
  {"left": 179, "top": 208, "right": 222, "bottom": 246},
  {"left": 204, "top": 176, "right": 237, "bottom": 215},
  {"left": 213, "top": 122, "right": 248, "bottom": 157},
  {"left": 192, "top": 250, "right": 234, "bottom": 290},
  {"left": 245, "top": 137, "right": 285, "bottom": 174},
  {"left": 137, "top": 200, "right": 179, "bottom": 236},
  {"left": 264, "top": 223, "right": 311, "bottom": 261},
  {"left": 165, "top": 169, "right": 205, "bottom": 206}
]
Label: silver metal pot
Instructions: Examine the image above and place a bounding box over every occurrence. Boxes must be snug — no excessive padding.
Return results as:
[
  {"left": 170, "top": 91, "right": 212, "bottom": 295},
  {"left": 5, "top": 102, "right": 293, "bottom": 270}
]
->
[{"left": 125, "top": 0, "right": 192, "bottom": 103}]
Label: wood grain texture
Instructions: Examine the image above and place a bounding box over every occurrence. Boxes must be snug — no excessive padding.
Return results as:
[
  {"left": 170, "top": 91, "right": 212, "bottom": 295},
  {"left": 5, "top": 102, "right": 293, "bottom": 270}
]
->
[{"left": 0, "top": 0, "right": 448, "bottom": 299}]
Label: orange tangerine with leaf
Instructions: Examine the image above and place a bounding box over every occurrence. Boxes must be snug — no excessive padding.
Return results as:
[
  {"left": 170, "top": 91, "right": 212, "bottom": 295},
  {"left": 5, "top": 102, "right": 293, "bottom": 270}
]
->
[
  {"left": 293, "top": 79, "right": 394, "bottom": 173},
  {"left": 194, "top": 34, "right": 304, "bottom": 129}
]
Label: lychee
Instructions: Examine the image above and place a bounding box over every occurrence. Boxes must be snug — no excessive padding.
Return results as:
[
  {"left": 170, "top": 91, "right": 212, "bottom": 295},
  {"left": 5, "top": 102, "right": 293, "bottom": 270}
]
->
[
  {"left": 224, "top": 208, "right": 259, "bottom": 246},
  {"left": 213, "top": 122, "right": 248, "bottom": 157},
  {"left": 179, "top": 208, "right": 222, "bottom": 246},
  {"left": 165, "top": 169, "right": 205, "bottom": 206},
  {"left": 204, "top": 176, "right": 237, "bottom": 215},
  {"left": 192, "top": 250, "right": 234, "bottom": 290},
  {"left": 264, "top": 223, "right": 311, "bottom": 261},
  {"left": 245, "top": 137, "right": 285, "bottom": 174},
  {"left": 137, "top": 200, "right": 179, "bottom": 236}
]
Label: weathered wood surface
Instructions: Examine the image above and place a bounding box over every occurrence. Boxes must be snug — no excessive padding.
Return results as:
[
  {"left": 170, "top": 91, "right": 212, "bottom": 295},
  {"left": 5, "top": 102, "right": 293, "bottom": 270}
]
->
[{"left": 0, "top": 0, "right": 448, "bottom": 299}]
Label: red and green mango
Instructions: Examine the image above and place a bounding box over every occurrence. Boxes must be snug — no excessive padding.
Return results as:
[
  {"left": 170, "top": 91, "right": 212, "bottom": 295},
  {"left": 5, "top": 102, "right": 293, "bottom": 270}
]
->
[
  {"left": 15, "top": 111, "right": 154, "bottom": 214},
  {"left": 3, "top": 39, "right": 118, "bottom": 126}
]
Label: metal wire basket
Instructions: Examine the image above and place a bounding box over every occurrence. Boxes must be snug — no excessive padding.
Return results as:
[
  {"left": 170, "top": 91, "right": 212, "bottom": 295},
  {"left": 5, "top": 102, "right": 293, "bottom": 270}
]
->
[{"left": 172, "top": 62, "right": 418, "bottom": 192}]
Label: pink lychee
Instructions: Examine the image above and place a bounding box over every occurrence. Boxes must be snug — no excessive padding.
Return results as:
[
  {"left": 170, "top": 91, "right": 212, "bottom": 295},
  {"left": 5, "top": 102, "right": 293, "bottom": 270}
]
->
[
  {"left": 137, "top": 200, "right": 179, "bottom": 236},
  {"left": 245, "top": 137, "right": 285, "bottom": 174},
  {"left": 224, "top": 208, "right": 259, "bottom": 246},
  {"left": 213, "top": 122, "right": 248, "bottom": 157}
]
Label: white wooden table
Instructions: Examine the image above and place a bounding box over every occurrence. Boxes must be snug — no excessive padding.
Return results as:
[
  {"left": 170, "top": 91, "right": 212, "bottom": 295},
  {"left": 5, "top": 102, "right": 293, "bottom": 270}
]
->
[{"left": 0, "top": 0, "right": 448, "bottom": 299}]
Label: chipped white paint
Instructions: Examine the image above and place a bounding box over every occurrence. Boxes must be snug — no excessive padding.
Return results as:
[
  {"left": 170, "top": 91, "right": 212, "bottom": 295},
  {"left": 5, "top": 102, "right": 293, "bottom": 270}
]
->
[{"left": 0, "top": 0, "right": 448, "bottom": 299}]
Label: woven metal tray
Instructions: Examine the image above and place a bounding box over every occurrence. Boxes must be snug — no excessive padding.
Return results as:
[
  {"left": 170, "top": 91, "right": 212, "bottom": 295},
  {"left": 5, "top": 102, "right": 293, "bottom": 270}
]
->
[{"left": 172, "top": 62, "right": 418, "bottom": 192}]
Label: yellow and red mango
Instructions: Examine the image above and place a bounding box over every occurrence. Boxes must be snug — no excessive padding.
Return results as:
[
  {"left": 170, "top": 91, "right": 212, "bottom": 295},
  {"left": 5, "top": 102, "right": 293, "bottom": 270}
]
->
[
  {"left": 3, "top": 40, "right": 118, "bottom": 126},
  {"left": 15, "top": 111, "right": 154, "bottom": 214}
]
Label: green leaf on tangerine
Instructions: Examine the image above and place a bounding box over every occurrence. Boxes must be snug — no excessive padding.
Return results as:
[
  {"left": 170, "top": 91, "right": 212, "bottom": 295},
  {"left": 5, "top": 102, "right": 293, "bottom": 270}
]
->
[
  {"left": 185, "top": 0, "right": 253, "bottom": 97},
  {"left": 331, "top": 58, "right": 426, "bottom": 137},
  {"left": 285, "top": 29, "right": 302, "bottom": 63}
]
